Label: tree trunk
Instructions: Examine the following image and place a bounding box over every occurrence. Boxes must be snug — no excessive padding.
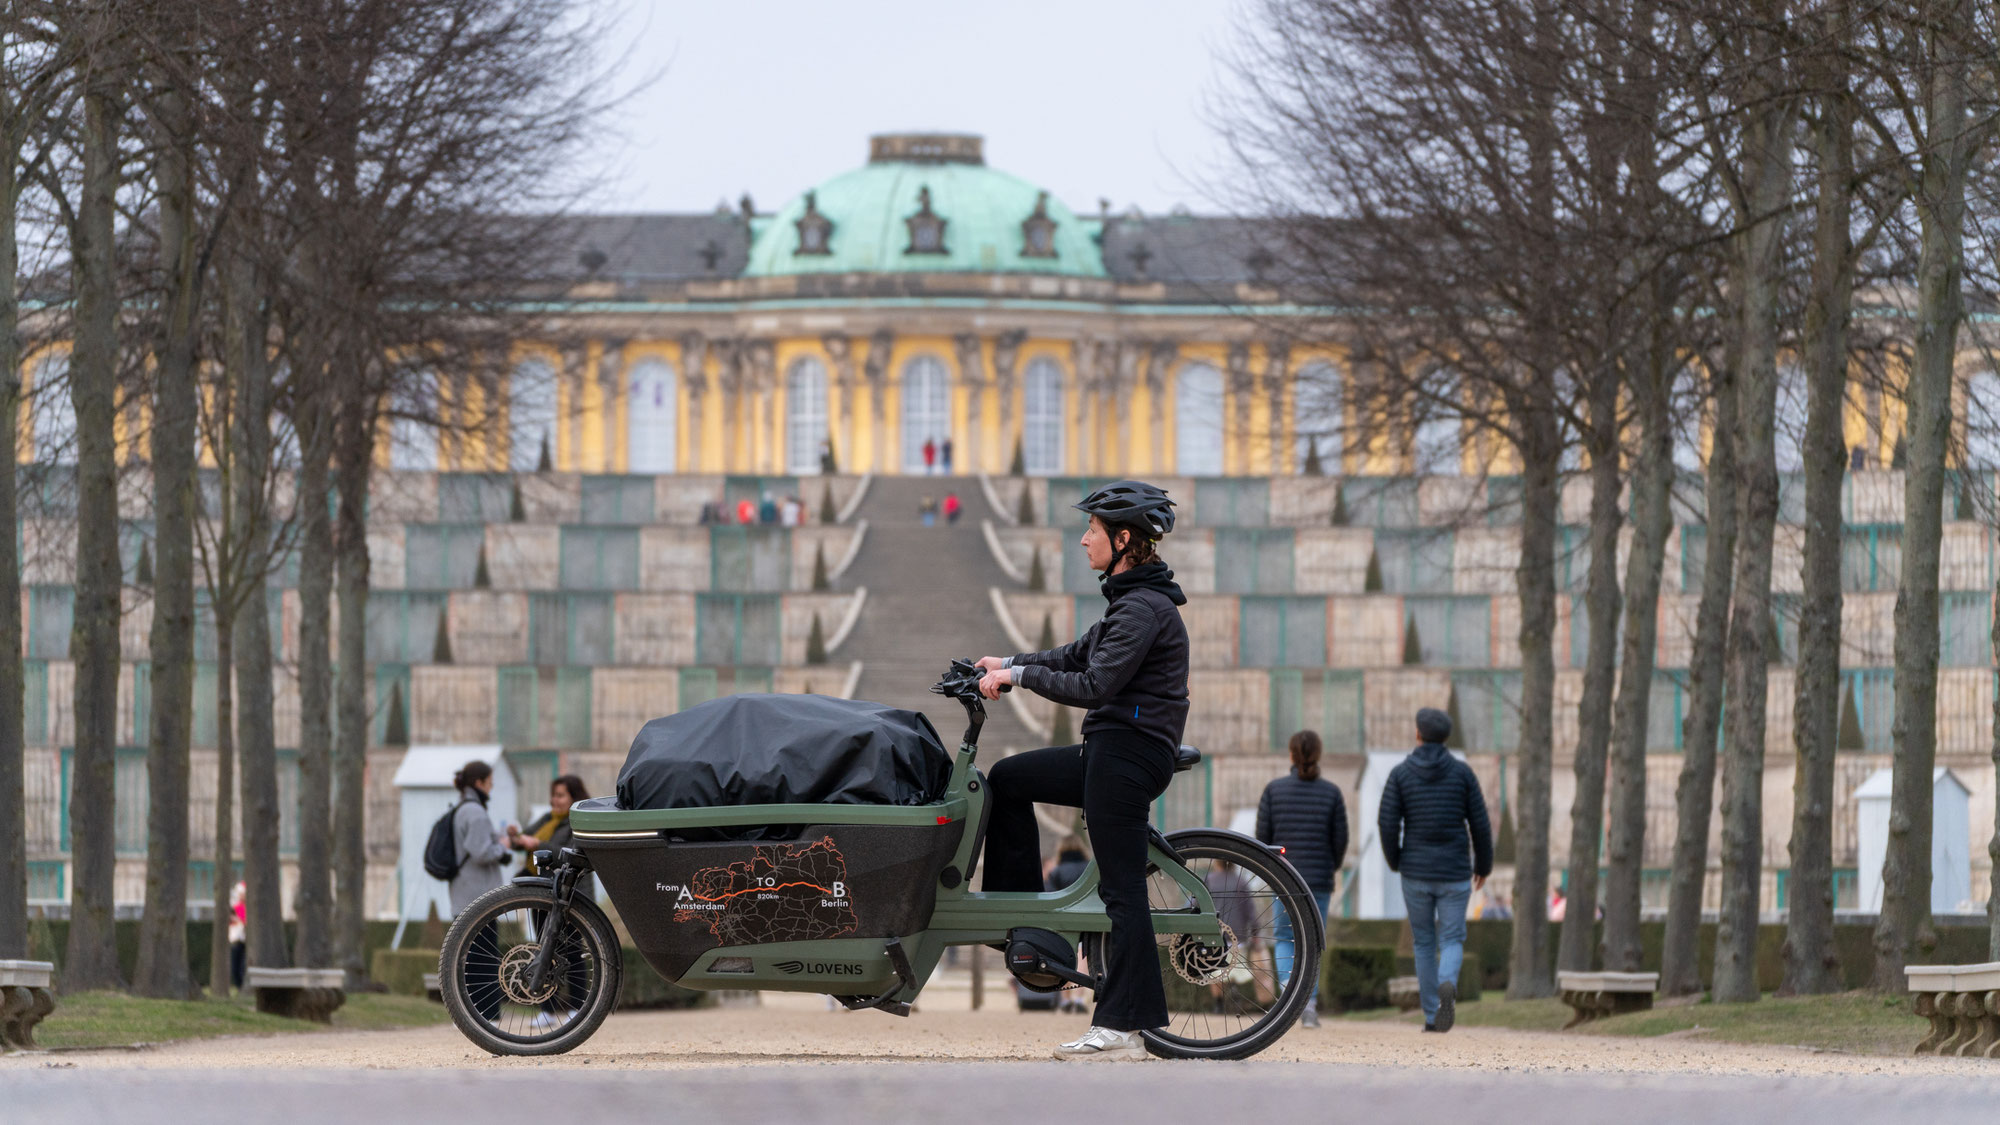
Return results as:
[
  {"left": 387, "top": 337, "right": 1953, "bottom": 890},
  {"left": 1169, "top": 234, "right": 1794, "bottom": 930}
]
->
[
  {"left": 134, "top": 88, "right": 199, "bottom": 999},
  {"left": 208, "top": 613, "right": 234, "bottom": 996},
  {"left": 1876, "top": 10, "right": 1971, "bottom": 988},
  {"left": 1509, "top": 403, "right": 1560, "bottom": 998},
  {"left": 1783, "top": 51, "right": 1854, "bottom": 996},
  {"left": 1714, "top": 97, "right": 1794, "bottom": 1003},
  {"left": 237, "top": 553, "right": 283, "bottom": 968},
  {"left": 63, "top": 56, "right": 126, "bottom": 993},
  {"left": 1559, "top": 369, "right": 1625, "bottom": 973},
  {"left": 1661, "top": 352, "right": 1739, "bottom": 996},
  {"left": 332, "top": 395, "right": 373, "bottom": 983},
  {"left": 293, "top": 405, "right": 334, "bottom": 967},
  {"left": 1603, "top": 342, "right": 1674, "bottom": 972},
  {"left": 0, "top": 73, "right": 27, "bottom": 962}
]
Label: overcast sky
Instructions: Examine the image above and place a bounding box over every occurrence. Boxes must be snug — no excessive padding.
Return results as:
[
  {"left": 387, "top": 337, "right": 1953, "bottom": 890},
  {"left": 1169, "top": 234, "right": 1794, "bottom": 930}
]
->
[{"left": 581, "top": 0, "right": 1247, "bottom": 217}]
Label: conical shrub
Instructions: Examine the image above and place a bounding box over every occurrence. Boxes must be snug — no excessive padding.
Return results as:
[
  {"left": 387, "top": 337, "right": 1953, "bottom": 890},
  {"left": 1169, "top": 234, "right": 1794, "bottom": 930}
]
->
[
  {"left": 1027, "top": 548, "right": 1046, "bottom": 592},
  {"left": 812, "top": 541, "right": 830, "bottom": 591},
  {"left": 1010, "top": 437, "right": 1026, "bottom": 476},
  {"left": 473, "top": 543, "right": 492, "bottom": 588},
  {"left": 383, "top": 680, "right": 409, "bottom": 746},
  {"left": 820, "top": 485, "right": 838, "bottom": 525},
  {"left": 536, "top": 434, "right": 552, "bottom": 473},
  {"left": 135, "top": 542, "right": 153, "bottom": 586},
  {"left": 432, "top": 612, "right": 454, "bottom": 664},
  {"left": 1444, "top": 683, "right": 1465, "bottom": 748},
  {"left": 805, "top": 612, "right": 828, "bottom": 665},
  {"left": 1494, "top": 804, "right": 1516, "bottom": 865},
  {"left": 509, "top": 479, "right": 527, "bottom": 522},
  {"left": 1331, "top": 487, "right": 1350, "bottom": 527},
  {"left": 1402, "top": 615, "right": 1424, "bottom": 665},
  {"left": 1304, "top": 435, "right": 1323, "bottom": 476},
  {"left": 1837, "top": 679, "right": 1865, "bottom": 750},
  {"left": 1018, "top": 485, "right": 1036, "bottom": 526},
  {"left": 1038, "top": 611, "right": 1057, "bottom": 651},
  {"left": 1364, "top": 547, "right": 1383, "bottom": 592}
]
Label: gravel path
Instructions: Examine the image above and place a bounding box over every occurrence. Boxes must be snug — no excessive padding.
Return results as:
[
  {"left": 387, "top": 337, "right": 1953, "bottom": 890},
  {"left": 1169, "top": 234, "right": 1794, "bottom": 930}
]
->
[{"left": 3, "top": 990, "right": 1995, "bottom": 1078}]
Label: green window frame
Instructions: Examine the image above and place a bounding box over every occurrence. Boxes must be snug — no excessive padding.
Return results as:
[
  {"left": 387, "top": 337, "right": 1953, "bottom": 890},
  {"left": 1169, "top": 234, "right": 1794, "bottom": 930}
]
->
[
  {"left": 1193, "top": 478, "right": 1270, "bottom": 527},
  {"left": 694, "top": 594, "right": 781, "bottom": 665},
  {"left": 437, "top": 472, "right": 514, "bottom": 521},
  {"left": 1268, "top": 669, "right": 1364, "bottom": 753},
  {"left": 1373, "top": 529, "right": 1454, "bottom": 593},
  {"left": 678, "top": 666, "right": 774, "bottom": 711},
  {"left": 709, "top": 527, "right": 793, "bottom": 593},
  {"left": 1841, "top": 525, "right": 1902, "bottom": 593},
  {"left": 1215, "top": 529, "right": 1295, "bottom": 594},
  {"left": 406, "top": 523, "right": 488, "bottom": 588},
  {"left": 366, "top": 592, "right": 447, "bottom": 664},
  {"left": 1450, "top": 670, "right": 1521, "bottom": 752},
  {"left": 1239, "top": 596, "right": 1327, "bottom": 668},
  {"left": 60, "top": 746, "right": 149, "bottom": 855},
  {"left": 1407, "top": 595, "right": 1491, "bottom": 667},
  {"left": 1340, "top": 477, "right": 1420, "bottom": 528},
  {"left": 559, "top": 526, "right": 641, "bottom": 591},
  {"left": 27, "top": 860, "right": 63, "bottom": 901},
  {"left": 581, "top": 475, "right": 657, "bottom": 524},
  {"left": 27, "top": 586, "right": 72, "bottom": 660},
  {"left": 24, "top": 660, "right": 47, "bottom": 746},
  {"left": 373, "top": 664, "right": 412, "bottom": 745}
]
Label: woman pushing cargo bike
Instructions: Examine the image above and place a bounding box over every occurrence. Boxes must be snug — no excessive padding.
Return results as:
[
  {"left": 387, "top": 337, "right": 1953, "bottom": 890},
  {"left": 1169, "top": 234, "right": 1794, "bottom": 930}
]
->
[{"left": 439, "top": 481, "right": 1324, "bottom": 1061}]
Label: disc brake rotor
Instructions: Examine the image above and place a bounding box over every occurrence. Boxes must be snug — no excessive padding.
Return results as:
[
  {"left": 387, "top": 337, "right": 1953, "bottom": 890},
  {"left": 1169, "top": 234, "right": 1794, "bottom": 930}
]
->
[
  {"left": 497, "top": 944, "right": 562, "bottom": 1006},
  {"left": 1169, "top": 921, "right": 1238, "bottom": 985}
]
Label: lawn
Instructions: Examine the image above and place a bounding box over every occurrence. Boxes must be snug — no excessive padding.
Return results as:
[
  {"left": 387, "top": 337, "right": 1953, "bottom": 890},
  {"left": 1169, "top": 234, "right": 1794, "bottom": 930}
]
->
[
  {"left": 1351, "top": 991, "right": 1927, "bottom": 1056},
  {"left": 32, "top": 991, "right": 452, "bottom": 1051}
]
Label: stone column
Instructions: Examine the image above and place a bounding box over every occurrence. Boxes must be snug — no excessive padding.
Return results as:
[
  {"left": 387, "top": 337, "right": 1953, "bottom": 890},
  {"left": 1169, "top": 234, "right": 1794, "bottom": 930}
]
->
[
  {"left": 1070, "top": 339, "right": 1096, "bottom": 476},
  {"left": 993, "top": 330, "right": 1025, "bottom": 471},
  {"left": 599, "top": 339, "right": 626, "bottom": 472},
  {"left": 1228, "top": 343, "right": 1253, "bottom": 476},
  {"left": 1140, "top": 341, "right": 1176, "bottom": 474},
  {"left": 714, "top": 337, "right": 745, "bottom": 474},
  {"left": 679, "top": 332, "right": 707, "bottom": 473},
  {"left": 1265, "top": 340, "right": 1292, "bottom": 474},
  {"left": 561, "top": 342, "right": 588, "bottom": 471},
  {"left": 864, "top": 329, "right": 893, "bottom": 472},
  {"left": 748, "top": 338, "right": 777, "bottom": 473},
  {"left": 823, "top": 334, "right": 857, "bottom": 473},
  {"left": 954, "top": 333, "right": 986, "bottom": 472}
]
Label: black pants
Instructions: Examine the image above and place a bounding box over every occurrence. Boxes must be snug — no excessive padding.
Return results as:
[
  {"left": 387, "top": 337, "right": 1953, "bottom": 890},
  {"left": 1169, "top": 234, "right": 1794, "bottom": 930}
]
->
[{"left": 983, "top": 727, "right": 1174, "bottom": 1032}]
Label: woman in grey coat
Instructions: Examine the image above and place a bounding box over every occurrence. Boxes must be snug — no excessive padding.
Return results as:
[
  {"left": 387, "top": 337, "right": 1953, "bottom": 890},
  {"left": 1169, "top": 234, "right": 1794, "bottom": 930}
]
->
[{"left": 449, "top": 760, "right": 513, "bottom": 1020}]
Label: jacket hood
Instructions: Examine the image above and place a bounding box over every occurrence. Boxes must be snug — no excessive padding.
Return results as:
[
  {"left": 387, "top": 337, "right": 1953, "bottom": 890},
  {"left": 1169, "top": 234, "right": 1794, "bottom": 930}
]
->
[
  {"left": 1102, "top": 561, "right": 1187, "bottom": 606},
  {"left": 1405, "top": 742, "right": 1455, "bottom": 779}
]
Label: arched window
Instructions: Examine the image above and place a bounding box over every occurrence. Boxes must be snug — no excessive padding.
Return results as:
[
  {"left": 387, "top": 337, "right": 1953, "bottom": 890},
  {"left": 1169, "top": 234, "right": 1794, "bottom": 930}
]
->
[
  {"left": 900, "top": 355, "right": 950, "bottom": 474},
  {"left": 1968, "top": 370, "right": 2000, "bottom": 468},
  {"left": 28, "top": 353, "right": 75, "bottom": 465},
  {"left": 1414, "top": 374, "right": 1463, "bottom": 475},
  {"left": 1775, "top": 361, "right": 1807, "bottom": 472},
  {"left": 627, "top": 358, "right": 677, "bottom": 473},
  {"left": 1176, "top": 362, "right": 1225, "bottom": 475},
  {"left": 1022, "top": 357, "right": 1065, "bottom": 475},
  {"left": 510, "top": 357, "right": 557, "bottom": 472},
  {"left": 1294, "top": 361, "right": 1343, "bottom": 474},
  {"left": 786, "top": 356, "right": 829, "bottom": 475},
  {"left": 1671, "top": 363, "right": 1707, "bottom": 471},
  {"left": 389, "top": 370, "right": 439, "bottom": 471}
]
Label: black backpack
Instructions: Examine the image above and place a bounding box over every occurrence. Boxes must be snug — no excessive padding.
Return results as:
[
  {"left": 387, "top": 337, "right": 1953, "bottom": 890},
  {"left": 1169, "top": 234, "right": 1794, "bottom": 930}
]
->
[{"left": 422, "top": 799, "right": 473, "bottom": 881}]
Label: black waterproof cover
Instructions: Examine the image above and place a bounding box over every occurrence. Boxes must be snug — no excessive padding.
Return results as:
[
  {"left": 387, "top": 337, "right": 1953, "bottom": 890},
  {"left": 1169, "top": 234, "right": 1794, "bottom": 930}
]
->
[{"left": 615, "top": 693, "right": 953, "bottom": 812}]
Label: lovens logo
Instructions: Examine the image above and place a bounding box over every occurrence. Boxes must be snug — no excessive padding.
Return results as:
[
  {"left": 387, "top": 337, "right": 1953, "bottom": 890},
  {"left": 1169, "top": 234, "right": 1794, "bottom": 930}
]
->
[{"left": 773, "top": 959, "right": 865, "bottom": 976}]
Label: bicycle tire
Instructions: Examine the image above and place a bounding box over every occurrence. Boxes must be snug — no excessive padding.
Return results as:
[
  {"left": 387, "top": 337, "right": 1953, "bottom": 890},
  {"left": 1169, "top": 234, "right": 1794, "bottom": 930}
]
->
[
  {"left": 1088, "top": 828, "right": 1324, "bottom": 1061},
  {"left": 440, "top": 882, "right": 623, "bottom": 1057}
]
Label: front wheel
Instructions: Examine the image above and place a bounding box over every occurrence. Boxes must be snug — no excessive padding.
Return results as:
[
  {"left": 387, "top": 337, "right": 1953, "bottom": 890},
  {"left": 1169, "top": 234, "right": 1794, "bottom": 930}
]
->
[
  {"left": 440, "top": 882, "right": 623, "bottom": 1056},
  {"left": 1089, "top": 828, "right": 1325, "bottom": 1061}
]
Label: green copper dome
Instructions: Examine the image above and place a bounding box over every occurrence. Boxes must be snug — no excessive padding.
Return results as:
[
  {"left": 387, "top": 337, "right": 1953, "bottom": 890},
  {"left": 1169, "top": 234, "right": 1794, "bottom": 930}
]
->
[{"left": 744, "top": 134, "right": 1106, "bottom": 278}]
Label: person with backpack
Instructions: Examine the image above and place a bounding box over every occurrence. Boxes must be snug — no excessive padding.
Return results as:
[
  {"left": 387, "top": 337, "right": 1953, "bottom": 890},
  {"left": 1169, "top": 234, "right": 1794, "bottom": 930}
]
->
[
  {"left": 433, "top": 760, "right": 513, "bottom": 1020},
  {"left": 1255, "top": 729, "right": 1348, "bottom": 1027}
]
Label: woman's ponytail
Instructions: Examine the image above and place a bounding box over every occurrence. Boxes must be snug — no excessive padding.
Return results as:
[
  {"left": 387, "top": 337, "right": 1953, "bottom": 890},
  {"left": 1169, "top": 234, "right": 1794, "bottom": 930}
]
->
[
  {"left": 453, "top": 759, "right": 494, "bottom": 793},
  {"left": 1289, "top": 729, "right": 1323, "bottom": 782}
]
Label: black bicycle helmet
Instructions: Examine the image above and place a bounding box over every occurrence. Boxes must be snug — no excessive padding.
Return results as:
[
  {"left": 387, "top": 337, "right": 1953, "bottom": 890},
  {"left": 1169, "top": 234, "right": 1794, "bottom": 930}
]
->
[{"left": 1073, "top": 480, "right": 1177, "bottom": 537}]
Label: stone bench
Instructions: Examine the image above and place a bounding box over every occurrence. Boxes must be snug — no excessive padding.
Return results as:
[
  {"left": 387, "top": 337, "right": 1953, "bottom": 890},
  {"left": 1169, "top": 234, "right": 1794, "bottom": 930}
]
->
[
  {"left": 0, "top": 961, "right": 56, "bottom": 1050},
  {"left": 246, "top": 968, "right": 347, "bottom": 1023},
  {"left": 1388, "top": 976, "right": 1422, "bottom": 1013},
  {"left": 1556, "top": 970, "right": 1658, "bottom": 1028},
  {"left": 1906, "top": 963, "right": 2000, "bottom": 1057}
]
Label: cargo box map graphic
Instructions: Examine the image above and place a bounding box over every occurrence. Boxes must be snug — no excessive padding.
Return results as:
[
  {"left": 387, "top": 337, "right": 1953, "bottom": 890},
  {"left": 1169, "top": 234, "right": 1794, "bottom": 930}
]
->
[{"left": 670, "top": 836, "right": 860, "bottom": 944}]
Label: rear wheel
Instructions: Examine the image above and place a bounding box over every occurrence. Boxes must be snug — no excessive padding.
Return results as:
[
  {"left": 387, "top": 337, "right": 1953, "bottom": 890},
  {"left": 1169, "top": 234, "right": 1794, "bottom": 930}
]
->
[
  {"left": 1085, "top": 828, "right": 1323, "bottom": 1061},
  {"left": 440, "top": 883, "right": 622, "bottom": 1056}
]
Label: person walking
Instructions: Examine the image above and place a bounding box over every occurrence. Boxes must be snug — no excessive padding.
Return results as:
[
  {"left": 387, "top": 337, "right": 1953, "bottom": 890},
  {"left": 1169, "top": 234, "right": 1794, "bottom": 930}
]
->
[
  {"left": 972, "top": 480, "right": 1188, "bottom": 1061},
  {"left": 227, "top": 881, "right": 248, "bottom": 990},
  {"left": 1255, "top": 730, "right": 1348, "bottom": 1027},
  {"left": 1378, "top": 708, "right": 1492, "bottom": 1033},
  {"left": 448, "top": 759, "right": 514, "bottom": 1021},
  {"left": 923, "top": 437, "right": 937, "bottom": 475},
  {"left": 940, "top": 437, "right": 954, "bottom": 473},
  {"left": 942, "top": 491, "right": 962, "bottom": 524}
]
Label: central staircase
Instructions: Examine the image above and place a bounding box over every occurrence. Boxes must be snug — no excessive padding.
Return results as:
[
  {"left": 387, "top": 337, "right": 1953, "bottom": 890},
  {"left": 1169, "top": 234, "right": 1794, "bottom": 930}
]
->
[{"left": 833, "top": 474, "right": 1042, "bottom": 756}]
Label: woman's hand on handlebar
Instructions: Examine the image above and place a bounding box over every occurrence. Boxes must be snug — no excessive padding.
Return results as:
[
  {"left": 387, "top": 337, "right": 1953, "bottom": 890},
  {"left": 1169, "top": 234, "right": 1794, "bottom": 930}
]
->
[
  {"left": 973, "top": 656, "right": 1007, "bottom": 674},
  {"left": 977, "top": 667, "right": 1013, "bottom": 700}
]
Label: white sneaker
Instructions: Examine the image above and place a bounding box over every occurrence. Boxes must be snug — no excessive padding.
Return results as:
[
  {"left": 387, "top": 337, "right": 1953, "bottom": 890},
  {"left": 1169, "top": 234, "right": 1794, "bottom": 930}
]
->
[{"left": 1054, "top": 1026, "right": 1151, "bottom": 1061}]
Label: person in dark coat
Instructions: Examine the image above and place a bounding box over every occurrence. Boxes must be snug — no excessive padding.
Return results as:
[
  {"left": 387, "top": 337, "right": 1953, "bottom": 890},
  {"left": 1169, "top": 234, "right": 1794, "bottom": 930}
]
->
[
  {"left": 1256, "top": 729, "right": 1348, "bottom": 1026},
  {"left": 1379, "top": 707, "right": 1494, "bottom": 1033}
]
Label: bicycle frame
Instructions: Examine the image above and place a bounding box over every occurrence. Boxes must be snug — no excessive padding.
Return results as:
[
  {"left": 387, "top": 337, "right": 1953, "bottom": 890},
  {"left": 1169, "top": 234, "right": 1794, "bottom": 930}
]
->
[{"left": 567, "top": 684, "right": 1222, "bottom": 1012}]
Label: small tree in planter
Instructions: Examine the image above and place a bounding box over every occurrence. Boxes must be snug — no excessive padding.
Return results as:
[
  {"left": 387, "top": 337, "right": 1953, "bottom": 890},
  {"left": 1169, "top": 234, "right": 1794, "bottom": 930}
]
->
[
  {"left": 432, "top": 613, "right": 454, "bottom": 664},
  {"left": 1402, "top": 615, "right": 1423, "bottom": 665},
  {"left": 812, "top": 541, "right": 830, "bottom": 591},
  {"left": 805, "top": 613, "right": 828, "bottom": 665},
  {"left": 1010, "top": 436, "right": 1026, "bottom": 476},
  {"left": 473, "top": 543, "right": 492, "bottom": 588},
  {"left": 1017, "top": 485, "right": 1036, "bottom": 526},
  {"left": 1027, "top": 547, "right": 1047, "bottom": 592},
  {"left": 820, "top": 485, "right": 838, "bottom": 525}
]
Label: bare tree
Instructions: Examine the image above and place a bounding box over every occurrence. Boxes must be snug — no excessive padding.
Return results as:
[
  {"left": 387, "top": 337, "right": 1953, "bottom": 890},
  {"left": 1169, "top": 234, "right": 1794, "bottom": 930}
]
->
[{"left": 1875, "top": 0, "right": 1983, "bottom": 989}]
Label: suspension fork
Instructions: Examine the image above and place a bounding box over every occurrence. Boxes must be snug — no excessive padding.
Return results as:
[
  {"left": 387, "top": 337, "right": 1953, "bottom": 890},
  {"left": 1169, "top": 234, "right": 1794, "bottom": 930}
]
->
[{"left": 525, "top": 857, "right": 584, "bottom": 995}]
